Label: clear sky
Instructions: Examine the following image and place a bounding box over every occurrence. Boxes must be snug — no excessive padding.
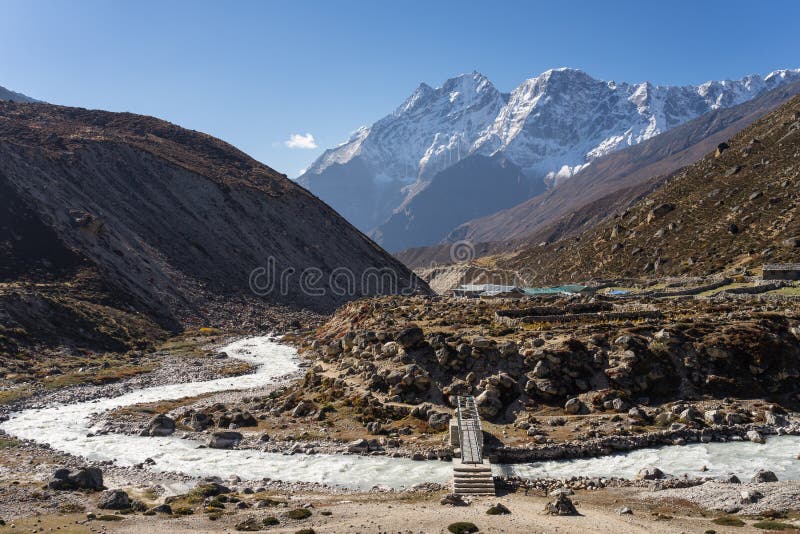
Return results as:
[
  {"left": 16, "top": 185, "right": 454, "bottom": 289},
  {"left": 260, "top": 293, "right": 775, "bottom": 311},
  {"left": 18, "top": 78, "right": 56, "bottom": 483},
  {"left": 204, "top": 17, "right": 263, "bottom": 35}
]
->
[{"left": 2, "top": 0, "right": 799, "bottom": 177}]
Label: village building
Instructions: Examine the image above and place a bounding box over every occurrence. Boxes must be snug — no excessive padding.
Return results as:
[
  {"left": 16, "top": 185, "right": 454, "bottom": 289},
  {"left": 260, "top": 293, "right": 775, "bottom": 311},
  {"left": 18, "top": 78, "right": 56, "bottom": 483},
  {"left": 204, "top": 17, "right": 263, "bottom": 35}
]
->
[{"left": 762, "top": 264, "right": 800, "bottom": 281}]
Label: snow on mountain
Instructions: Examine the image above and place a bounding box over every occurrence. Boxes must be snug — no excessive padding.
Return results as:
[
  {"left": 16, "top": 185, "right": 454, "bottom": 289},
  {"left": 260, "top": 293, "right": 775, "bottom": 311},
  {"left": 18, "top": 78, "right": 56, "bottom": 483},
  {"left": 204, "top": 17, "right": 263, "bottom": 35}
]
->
[
  {"left": 305, "top": 72, "right": 505, "bottom": 185},
  {"left": 298, "top": 67, "right": 800, "bottom": 238}
]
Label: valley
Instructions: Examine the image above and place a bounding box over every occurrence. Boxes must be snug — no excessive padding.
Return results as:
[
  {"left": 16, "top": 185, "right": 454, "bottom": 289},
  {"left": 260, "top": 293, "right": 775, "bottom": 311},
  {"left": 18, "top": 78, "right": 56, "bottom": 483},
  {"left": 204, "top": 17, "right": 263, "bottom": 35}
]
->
[{"left": 2, "top": 49, "right": 800, "bottom": 534}]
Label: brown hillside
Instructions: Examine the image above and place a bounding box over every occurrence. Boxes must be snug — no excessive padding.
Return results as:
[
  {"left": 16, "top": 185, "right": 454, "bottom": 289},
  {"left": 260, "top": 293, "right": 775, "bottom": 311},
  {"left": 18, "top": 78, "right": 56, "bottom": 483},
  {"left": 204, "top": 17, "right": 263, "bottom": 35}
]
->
[
  {"left": 493, "top": 95, "right": 800, "bottom": 282},
  {"left": 0, "top": 102, "right": 426, "bottom": 350},
  {"left": 398, "top": 81, "right": 800, "bottom": 270}
]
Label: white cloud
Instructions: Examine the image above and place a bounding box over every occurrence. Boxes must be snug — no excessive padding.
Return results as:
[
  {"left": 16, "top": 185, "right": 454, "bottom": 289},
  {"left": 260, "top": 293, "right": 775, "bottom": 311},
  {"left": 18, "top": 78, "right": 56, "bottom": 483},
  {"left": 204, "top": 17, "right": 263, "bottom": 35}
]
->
[{"left": 284, "top": 132, "right": 318, "bottom": 149}]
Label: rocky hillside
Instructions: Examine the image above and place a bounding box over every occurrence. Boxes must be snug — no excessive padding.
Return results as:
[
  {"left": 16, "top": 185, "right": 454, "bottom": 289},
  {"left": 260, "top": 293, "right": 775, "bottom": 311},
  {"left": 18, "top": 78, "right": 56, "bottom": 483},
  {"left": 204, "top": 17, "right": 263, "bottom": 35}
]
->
[
  {"left": 492, "top": 94, "right": 800, "bottom": 282},
  {"left": 0, "top": 85, "right": 38, "bottom": 103},
  {"left": 396, "top": 81, "right": 800, "bottom": 271},
  {"left": 285, "top": 293, "right": 800, "bottom": 451},
  {"left": 0, "top": 102, "right": 426, "bottom": 347},
  {"left": 446, "top": 80, "right": 800, "bottom": 248},
  {"left": 300, "top": 68, "right": 800, "bottom": 248}
]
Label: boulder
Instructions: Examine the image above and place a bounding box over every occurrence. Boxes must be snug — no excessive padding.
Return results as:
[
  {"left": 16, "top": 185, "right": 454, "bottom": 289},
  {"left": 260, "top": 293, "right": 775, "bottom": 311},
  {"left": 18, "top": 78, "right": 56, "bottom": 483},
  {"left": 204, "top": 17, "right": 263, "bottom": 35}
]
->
[
  {"left": 145, "top": 504, "right": 173, "bottom": 515},
  {"left": 746, "top": 430, "right": 765, "bottom": 444},
  {"left": 781, "top": 237, "right": 800, "bottom": 248},
  {"left": 751, "top": 470, "right": 778, "bottom": 483},
  {"left": 564, "top": 398, "right": 584, "bottom": 415},
  {"left": 146, "top": 414, "right": 176, "bottom": 437},
  {"left": 48, "top": 467, "right": 104, "bottom": 491},
  {"left": 208, "top": 431, "right": 243, "bottom": 449},
  {"left": 636, "top": 467, "right": 664, "bottom": 480},
  {"left": 740, "top": 489, "right": 763, "bottom": 503},
  {"left": 427, "top": 412, "right": 451, "bottom": 431},
  {"left": 396, "top": 327, "right": 424, "bottom": 349},
  {"left": 189, "top": 412, "right": 212, "bottom": 431},
  {"left": 98, "top": 489, "right": 131, "bottom": 510},
  {"left": 292, "top": 400, "right": 315, "bottom": 418},
  {"left": 475, "top": 389, "right": 503, "bottom": 419},
  {"left": 440, "top": 493, "right": 469, "bottom": 506},
  {"left": 703, "top": 410, "right": 724, "bottom": 425},
  {"left": 347, "top": 439, "right": 370, "bottom": 453},
  {"left": 647, "top": 203, "right": 675, "bottom": 222},
  {"left": 764, "top": 411, "right": 787, "bottom": 426},
  {"left": 544, "top": 493, "right": 578, "bottom": 516}
]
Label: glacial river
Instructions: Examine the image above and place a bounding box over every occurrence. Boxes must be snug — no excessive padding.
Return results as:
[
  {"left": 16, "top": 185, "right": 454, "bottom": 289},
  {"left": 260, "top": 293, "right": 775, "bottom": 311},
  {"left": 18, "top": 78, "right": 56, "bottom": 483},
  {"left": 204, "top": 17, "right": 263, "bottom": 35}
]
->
[{"left": 1, "top": 337, "right": 797, "bottom": 489}]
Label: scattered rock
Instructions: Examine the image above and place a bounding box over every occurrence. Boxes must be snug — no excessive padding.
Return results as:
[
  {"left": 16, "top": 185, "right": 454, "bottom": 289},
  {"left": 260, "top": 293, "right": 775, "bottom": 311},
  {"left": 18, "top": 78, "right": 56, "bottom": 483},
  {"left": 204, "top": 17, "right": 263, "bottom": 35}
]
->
[
  {"left": 48, "top": 466, "right": 104, "bottom": 491},
  {"left": 427, "top": 412, "right": 451, "bottom": 431},
  {"left": 564, "top": 398, "right": 584, "bottom": 414},
  {"left": 544, "top": 493, "right": 578, "bottom": 516},
  {"left": 209, "top": 431, "right": 243, "bottom": 449},
  {"left": 718, "top": 474, "right": 741, "bottom": 484},
  {"left": 396, "top": 327, "right": 424, "bottom": 349},
  {"left": 740, "top": 489, "right": 763, "bottom": 503},
  {"left": 636, "top": 467, "right": 665, "bottom": 480},
  {"left": 745, "top": 430, "right": 765, "bottom": 444},
  {"left": 98, "top": 489, "right": 131, "bottom": 510},
  {"left": 751, "top": 470, "right": 778, "bottom": 483},
  {"left": 440, "top": 493, "right": 469, "bottom": 506},
  {"left": 146, "top": 414, "right": 176, "bottom": 437},
  {"left": 145, "top": 504, "right": 172, "bottom": 515}
]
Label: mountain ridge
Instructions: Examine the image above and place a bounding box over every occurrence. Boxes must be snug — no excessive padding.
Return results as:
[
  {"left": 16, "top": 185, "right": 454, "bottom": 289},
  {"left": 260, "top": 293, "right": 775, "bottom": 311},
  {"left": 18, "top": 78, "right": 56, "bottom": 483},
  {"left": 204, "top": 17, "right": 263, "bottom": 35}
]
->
[
  {"left": 299, "top": 67, "right": 800, "bottom": 250},
  {"left": 0, "top": 101, "right": 427, "bottom": 346}
]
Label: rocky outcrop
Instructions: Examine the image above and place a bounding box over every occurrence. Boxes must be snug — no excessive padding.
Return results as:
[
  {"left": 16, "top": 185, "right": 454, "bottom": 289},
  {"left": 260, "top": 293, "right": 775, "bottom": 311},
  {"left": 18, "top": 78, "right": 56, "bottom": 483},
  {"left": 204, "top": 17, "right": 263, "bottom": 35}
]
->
[
  {"left": 47, "top": 466, "right": 104, "bottom": 491},
  {"left": 98, "top": 489, "right": 131, "bottom": 510}
]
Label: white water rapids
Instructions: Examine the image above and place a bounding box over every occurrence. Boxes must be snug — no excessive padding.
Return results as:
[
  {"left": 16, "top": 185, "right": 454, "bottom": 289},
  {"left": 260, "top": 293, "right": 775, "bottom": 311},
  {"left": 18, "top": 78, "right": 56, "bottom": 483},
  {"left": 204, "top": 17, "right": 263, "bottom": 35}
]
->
[{"left": 1, "top": 337, "right": 797, "bottom": 488}]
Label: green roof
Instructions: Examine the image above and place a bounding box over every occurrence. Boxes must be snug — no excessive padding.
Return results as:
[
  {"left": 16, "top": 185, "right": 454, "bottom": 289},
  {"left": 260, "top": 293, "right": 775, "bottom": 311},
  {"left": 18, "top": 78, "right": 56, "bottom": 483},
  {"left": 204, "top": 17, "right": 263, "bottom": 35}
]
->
[{"left": 523, "top": 284, "right": 588, "bottom": 295}]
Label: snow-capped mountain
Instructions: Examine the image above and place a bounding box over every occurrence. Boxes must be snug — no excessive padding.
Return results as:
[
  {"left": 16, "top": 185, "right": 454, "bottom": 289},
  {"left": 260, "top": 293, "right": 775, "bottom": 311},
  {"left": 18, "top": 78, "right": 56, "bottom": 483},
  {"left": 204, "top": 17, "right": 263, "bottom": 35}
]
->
[{"left": 298, "top": 67, "right": 800, "bottom": 245}]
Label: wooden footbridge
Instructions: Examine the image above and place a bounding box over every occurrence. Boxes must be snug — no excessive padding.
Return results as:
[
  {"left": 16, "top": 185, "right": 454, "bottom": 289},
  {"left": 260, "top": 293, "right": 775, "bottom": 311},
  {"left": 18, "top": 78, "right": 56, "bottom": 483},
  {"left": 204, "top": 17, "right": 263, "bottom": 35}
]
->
[{"left": 450, "top": 396, "right": 495, "bottom": 495}]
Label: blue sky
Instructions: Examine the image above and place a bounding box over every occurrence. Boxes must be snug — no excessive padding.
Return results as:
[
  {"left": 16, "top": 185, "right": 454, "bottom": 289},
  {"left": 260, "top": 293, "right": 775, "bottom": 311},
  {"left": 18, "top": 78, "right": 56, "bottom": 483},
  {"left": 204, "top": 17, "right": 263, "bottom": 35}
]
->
[{"left": 2, "top": 0, "right": 799, "bottom": 177}]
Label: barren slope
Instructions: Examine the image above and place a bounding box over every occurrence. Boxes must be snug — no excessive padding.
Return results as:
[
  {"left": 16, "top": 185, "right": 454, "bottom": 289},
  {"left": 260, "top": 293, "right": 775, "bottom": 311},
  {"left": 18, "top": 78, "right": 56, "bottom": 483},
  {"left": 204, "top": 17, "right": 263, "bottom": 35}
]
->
[
  {"left": 0, "top": 102, "right": 426, "bottom": 341},
  {"left": 493, "top": 94, "right": 800, "bottom": 282}
]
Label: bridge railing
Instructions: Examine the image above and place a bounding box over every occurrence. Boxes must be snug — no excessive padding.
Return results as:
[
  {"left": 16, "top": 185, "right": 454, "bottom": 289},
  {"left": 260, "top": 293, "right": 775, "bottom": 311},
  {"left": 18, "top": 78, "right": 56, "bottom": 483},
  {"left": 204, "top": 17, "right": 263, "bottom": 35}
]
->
[{"left": 456, "top": 395, "right": 483, "bottom": 464}]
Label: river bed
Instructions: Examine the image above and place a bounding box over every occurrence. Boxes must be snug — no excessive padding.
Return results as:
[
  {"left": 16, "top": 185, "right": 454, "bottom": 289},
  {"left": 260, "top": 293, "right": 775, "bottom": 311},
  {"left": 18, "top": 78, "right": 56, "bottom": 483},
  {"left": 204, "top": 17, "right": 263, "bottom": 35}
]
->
[{"left": 1, "top": 337, "right": 797, "bottom": 489}]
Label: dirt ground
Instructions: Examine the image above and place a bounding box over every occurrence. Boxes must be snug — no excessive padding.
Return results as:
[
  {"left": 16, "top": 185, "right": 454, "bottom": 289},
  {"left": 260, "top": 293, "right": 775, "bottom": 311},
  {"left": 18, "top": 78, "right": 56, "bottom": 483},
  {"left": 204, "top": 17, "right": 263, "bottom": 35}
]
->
[{"left": 2, "top": 487, "right": 795, "bottom": 534}]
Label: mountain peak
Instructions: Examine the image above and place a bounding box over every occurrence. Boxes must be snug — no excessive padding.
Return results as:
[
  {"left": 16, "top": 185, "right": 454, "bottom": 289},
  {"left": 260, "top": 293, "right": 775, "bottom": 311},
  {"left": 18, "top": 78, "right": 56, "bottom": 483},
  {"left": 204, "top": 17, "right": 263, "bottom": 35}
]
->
[
  {"left": 300, "top": 66, "right": 800, "bottom": 242},
  {"left": 0, "top": 85, "right": 40, "bottom": 103}
]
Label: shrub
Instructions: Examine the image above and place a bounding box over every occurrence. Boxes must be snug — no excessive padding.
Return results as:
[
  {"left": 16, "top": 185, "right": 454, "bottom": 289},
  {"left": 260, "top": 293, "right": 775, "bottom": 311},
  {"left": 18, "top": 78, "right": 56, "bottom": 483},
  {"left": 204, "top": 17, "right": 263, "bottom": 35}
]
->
[
  {"left": 263, "top": 516, "right": 279, "bottom": 526},
  {"left": 58, "top": 503, "right": 86, "bottom": 514},
  {"left": 486, "top": 503, "right": 510, "bottom": 515},
  {"left": 286, "top": 508, "right": 312, "bottom": 520},
  {"left": 448, "top": 522, "right": 479, "bottom": 534},
  {"left": 295, "top": 530, "right": 316, "bottom": 534},
  {"left": 752, "top": 521, "right": 796, "bottom": 531},
  {"left": 96, "top": 515, "right": 124, "bottom": 521},
  {"left": 712, "top": 516, "right": 745, "bottom": 527},
  {"left": 173, "top": 507, "right": 194, "bottom": 516}
]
